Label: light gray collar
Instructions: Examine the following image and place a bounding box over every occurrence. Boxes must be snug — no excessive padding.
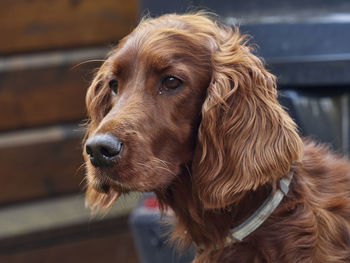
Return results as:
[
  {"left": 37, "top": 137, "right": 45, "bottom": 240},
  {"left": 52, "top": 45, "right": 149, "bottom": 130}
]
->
[
  {"left": 198, "top": 170, "right": 294, "bottom": 250},
  {"left": 228, "top": 170, "right": 294, "bottom": 243}
]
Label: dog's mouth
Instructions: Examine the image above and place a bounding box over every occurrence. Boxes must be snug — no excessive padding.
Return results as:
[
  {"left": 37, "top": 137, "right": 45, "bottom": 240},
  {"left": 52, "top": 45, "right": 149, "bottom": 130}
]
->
[
  {"left": 89, "top": 172, "right": 134, "bottom": 194},
  {"left": 94, "top": 181, "right": 111, "bottom": 193},
  {"left": 87, "top": 153, "right": 178, "bottom": 194},
  {"left": 89, "top": 177, "right": 110, "bottom": 194}
]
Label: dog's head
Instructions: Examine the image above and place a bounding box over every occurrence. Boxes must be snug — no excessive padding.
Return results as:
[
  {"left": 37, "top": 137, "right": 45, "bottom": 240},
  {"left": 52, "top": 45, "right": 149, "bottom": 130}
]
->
[{"left": 83, "top": 13, "right": 302, "bottom": 212}]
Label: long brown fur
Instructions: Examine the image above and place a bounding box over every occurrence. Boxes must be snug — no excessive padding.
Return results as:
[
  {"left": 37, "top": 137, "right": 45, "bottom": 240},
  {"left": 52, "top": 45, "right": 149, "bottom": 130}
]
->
[{"left": 83, "top": 12, "right": 350, "bottom": 262}]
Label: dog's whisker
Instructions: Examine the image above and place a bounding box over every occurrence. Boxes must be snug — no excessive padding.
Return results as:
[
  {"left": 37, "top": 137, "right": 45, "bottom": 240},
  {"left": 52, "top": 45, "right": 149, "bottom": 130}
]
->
[{"left": 71, "top": 59, "right": 106, "bottom": 70}]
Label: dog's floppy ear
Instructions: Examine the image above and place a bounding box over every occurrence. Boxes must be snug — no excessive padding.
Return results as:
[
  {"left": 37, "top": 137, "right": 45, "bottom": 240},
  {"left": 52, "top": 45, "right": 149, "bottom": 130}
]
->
[
  {"left": 85, "top": 62, "right": 112, "bottom": 130},
  {"left": 192, "top": 26, "right": 303, "bottom": 209}
]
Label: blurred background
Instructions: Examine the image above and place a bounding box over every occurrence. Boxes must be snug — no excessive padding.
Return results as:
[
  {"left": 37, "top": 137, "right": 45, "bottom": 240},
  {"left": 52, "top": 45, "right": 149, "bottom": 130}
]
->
[{"left": 0, "top": 0, "right": 349, "bottom": 263}]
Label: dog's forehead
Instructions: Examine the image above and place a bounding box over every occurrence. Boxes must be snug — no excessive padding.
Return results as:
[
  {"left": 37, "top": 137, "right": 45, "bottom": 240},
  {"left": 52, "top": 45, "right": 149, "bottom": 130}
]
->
[
  {"left": 111, "top": 23, "right": 214, "bottom": 73},
  {"left": 108, "top": 35, "right": 189, "bottom": 75}
]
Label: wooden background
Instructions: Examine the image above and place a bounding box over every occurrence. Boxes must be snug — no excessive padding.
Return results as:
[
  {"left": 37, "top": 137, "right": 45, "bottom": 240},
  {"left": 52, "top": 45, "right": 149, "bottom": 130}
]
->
[{"left": 0, "top": 0, "right": 140, "bottom": 262}]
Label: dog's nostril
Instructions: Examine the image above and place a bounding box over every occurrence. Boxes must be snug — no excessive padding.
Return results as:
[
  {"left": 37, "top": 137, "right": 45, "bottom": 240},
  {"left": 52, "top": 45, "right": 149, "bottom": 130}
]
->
[
  {"left": 85, "top": 134, "right": 123, "bottom": 168},
  {"left": 100, "top": 143, "right": 122, "bottom": 158},
  {"left": 86, "top": 144, "right": 93, "bottom": 157}
]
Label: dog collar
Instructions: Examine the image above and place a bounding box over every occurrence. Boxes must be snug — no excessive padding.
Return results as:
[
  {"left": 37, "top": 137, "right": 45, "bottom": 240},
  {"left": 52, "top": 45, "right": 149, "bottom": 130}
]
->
[
  {"left": 198, "top": 170, "right": 294, "bottom": 250},
  {"left": 228, "top": 170, "right": 294, "bottom": 243}
]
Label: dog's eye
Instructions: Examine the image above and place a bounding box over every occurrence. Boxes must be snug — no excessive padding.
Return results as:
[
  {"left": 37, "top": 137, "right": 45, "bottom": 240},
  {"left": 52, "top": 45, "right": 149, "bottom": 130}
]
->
[
  {"left": 109, "top": 79, "right": 119, "bottom": 96},
  {"left": 162, "top": 76, "right": 182, "bottom": 91}
]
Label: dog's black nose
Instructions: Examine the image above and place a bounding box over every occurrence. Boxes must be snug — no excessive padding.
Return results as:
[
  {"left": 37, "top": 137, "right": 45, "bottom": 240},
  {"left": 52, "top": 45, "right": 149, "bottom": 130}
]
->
[{"left": 85, "top": 134, "right": 123, "bottom": 167}]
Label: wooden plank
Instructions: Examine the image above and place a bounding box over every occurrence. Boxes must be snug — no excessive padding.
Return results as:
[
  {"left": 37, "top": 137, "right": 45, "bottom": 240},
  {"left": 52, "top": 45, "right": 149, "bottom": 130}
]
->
[
  {"left": 0, "top": 194, "right": 140, "bottom": 263},
  {"left": 0, "top": 232, "right": 139, "bottom": 263},
  {"left": 0, "top": 125, "right": 85, "bottom": 204},
  {"left": 0, "top": 48, "right": 107, "bottom": 131},
  {"left": 0, "top": 0, "right": 138, "bottom": 54},
  {"left": 0, "top": 193, "right": 139, "bottom": 240}
]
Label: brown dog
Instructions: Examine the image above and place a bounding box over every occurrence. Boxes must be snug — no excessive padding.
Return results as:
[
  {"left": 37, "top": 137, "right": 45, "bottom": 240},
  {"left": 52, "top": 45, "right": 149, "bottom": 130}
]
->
[{"left": 83, "top": 12, "right": 350, "bottom": 262}]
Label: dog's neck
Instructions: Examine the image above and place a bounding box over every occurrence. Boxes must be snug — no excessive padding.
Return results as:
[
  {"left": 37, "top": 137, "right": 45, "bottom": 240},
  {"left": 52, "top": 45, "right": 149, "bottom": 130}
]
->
[{"left": 155, "top": 169, "right": 275, "bottom": 249}]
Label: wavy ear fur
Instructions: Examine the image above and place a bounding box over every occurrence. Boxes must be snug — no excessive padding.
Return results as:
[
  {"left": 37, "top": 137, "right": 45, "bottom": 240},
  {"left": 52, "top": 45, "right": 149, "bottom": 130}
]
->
[
  {"left": 85, "top": 62, "right": 112, "bottom": 132},
  {"left": 193, "top": 26, "right": 303, "bottom": 209}
]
